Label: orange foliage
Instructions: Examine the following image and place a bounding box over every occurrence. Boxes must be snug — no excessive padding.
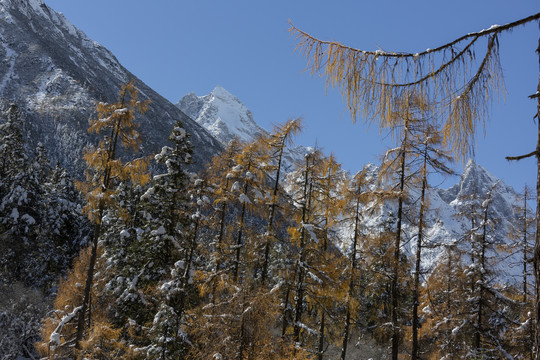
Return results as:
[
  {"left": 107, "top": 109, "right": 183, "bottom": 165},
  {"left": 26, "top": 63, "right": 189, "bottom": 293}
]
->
[{"left": 77, "top": 80, "right": 150, "bottom": 223}]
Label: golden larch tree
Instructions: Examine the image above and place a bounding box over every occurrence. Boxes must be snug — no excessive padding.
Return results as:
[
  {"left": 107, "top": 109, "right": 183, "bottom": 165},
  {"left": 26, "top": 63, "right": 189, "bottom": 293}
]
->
[{"left": 74, "top": 80, "right": 150, "bottom": 348}]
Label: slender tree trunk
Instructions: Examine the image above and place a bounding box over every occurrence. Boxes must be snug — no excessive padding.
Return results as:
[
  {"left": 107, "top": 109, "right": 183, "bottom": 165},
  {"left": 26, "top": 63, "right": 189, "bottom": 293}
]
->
[
  {"left": 262, "top": 140, "right": 285, "bottom": 285},
  {"left": 391, "top": 129, "right": 408, "bottom": 360},
  {"left": 238, "top": 295, "right": 247, "bottom": 360},
  {"left": 217, "top": 178, "right": 229, "bottom": 260},
  {"left": 75, "top": 110, "right": 124, "bottom": 347},
  {"left": 465, "top": 192, "right": 478, "bottom": 336},
  {"left": 281, "top": 283, "right": 291, "bottom": 337},
  {"left": 340, "top": 196, "right": 361, "bottom": 360},
  {"left": 475, "top": 206, "right": 488, "bottom": 354},
  {"left": 534, "top": 30, "right": 540, "bottom": 360},
  {"left": 445, "top": 246, "right": 453, "bottom": 350},
  {"left": 316, "top": 204, "right": 331, "bottom": 358},
  {"left": 234, "top": 202, "right": 247, "bottom": 283},
  {"left": 293, "top": 156, "right": 312, "bottom": 344},
  {"left": 233, "top": 160, "right": 252, "bottom": 283},
  {"left": 292, "top": 232, "right": 306, "bottom": 344},
  {"left": 177, "top": 218, "right": 199, "bottom": 317},
  {"left": 526, "top": 185, "right": 534, "bottom": 360},
  {"left": 184, "top": 220, "right": 199, "bottom": 284},
  {"left": 412, "top": 146, "right": 428, "bottom": 360},
  {"left": 524, "top": 187, "right": 529, "bottom": 304},
  {"left": 211, "top": 186, "right": 228, "bottom": 301},
  {"left": 75, "top": 219, "right": 100, "bottom": 346},
  {"left": 340, "top": 301, "right": 352, "bottom": 360},
  {"left": 317, "top": 312, "right": 325, "bottom": 360}
]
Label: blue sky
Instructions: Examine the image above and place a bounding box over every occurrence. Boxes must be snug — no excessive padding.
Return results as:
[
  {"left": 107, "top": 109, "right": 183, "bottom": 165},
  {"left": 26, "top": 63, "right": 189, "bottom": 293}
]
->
[{"left": 46, "top": 0, "right": 539, "bottom": 192}]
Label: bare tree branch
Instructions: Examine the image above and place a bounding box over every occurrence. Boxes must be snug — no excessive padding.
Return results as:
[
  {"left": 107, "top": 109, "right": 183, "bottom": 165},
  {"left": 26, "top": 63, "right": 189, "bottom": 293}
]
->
[
  {"left": 289, "top": 12, "right": 540, "bottom": 58},
  {"left": 506, "top": 150, "right": 538, "bottom": 161}
]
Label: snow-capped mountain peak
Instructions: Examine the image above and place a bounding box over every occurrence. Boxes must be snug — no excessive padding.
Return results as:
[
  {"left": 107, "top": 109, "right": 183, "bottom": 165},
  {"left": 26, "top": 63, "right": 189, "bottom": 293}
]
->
[
  {"left": 439, "top": 160, "right": 517, "bottom": 217},
  {"left": 426, "top": 160, "right": 523, "bottom": 281},
  {"left": 177, "top": 85, "right": 265, "bottom": 146},
  {"left": 211, "top": 85, "right": 236, "bottom": 102},
  {"left": 442, "top": 159, "right": 501, "bottom": 202},
  {"left": 350, "top": 159, "right": 527, "bottom": 285}
]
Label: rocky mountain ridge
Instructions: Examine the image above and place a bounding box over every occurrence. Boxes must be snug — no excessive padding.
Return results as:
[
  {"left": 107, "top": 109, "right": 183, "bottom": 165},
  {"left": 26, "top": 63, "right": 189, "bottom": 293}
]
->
[{"left": 0, "top": 0, "right": 223, "bottom": 177}]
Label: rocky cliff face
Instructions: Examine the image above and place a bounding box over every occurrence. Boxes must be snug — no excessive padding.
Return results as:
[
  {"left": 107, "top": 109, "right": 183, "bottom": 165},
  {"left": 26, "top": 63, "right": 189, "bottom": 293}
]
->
[
  {"left": 177, "top": 86, "right": 265, "bottom": 146},
  {"left": 0, "top": 0, "right": 222, "bottom": 176}
]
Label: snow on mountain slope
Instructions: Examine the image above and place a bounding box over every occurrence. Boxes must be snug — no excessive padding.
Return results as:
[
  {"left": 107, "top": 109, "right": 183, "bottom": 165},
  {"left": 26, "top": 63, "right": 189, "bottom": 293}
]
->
[
  {"left": 0, "top": 0, "right": 222, "bottom": 176},
  {"left": 177, "top": 86, "right": 265, "bottom": 145},
  {"left": 177, "top": 86, "right": 309, "bottom": 173}
]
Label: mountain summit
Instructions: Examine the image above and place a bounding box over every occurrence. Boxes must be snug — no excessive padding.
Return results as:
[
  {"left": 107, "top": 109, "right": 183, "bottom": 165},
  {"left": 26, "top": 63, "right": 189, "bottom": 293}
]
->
[
  {"left": 0, "top": 0, "right": 222, "bottom": 175},
  {"left": 350, "top": 159, "right": 526, "bottom": 284},
  {"left": 177, "top": 86, "right": 266, "bottom": 146},
  {"left": 422, "top": 160, "right": 524, "bottom": 280}
]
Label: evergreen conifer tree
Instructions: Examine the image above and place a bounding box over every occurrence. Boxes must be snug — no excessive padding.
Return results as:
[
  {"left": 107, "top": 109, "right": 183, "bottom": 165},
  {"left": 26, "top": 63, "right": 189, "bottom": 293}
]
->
[{"left": 0, "top": 104, "right": 42, "bottom": 287}]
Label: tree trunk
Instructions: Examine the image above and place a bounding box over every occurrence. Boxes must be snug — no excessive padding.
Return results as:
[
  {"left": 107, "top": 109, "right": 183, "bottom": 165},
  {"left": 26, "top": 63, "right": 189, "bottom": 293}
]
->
[
  {"left": 233, "top": 201, "right": 247, "bottom": 283},
  {"left": 412, "top": 146, "right": 428, "bottom": 360},
  {"left": 293, "top": 155, "right": 312, "bottom": 344},
  {"left": 524, "top": 187, "right": 529, "bottom": 304},
  {"left": 475, "top": 206, "right": 488, "bottom": 354},
  {"left": 340, "top": 196, "right": 361, "bottom": 360},
  {"left": 75, "top": 110, "right": 124, "bottom": 347},
  {"left": 534, "top": 29, "right": 540, "bottom": 360},
  {"left": 216, "top": 178, "right": 229, "bottom": 266},
  {"left": 177, "top": 217, "right": 199, "bottom": 320},
  {"left": 391, "top": 128, "right": 408, "bottom": 360},
  {"left": 75, "top": 219, "right": 100, "bottom": 347},
  {"left": 238, "top": 296, "right": 247, "bottom": 360},
  {"left": 292, "top": 230, "right": 306, "bottom": 344},
  {"left": 281, "top": 283, "right": 291, "bottom": 337},
  {"left": 233, "top": 161, "right": 252, "bottom": 283},
  {"left": 533, "top": 28, "right": 540, "bottom": 360},
  {"left": 445, "top": 246, "right": 452, "bottom": 334},
  {"left": 211, "top": 184, "right": 228, "bottom": 301},
  {"left": 262, "top": 139, "right": 285, "bottom": 285},
  {"left": 317, "top": 312, "right": 325, "bottom": 360}
]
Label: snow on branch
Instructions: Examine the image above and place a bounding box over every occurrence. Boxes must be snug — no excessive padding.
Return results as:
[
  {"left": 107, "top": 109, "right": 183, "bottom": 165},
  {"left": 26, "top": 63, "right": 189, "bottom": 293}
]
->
[
  {"left": 295, "top": 321, "right": 318, "bottom": 336},
  {"left": 49, "top": 306, "right": 82, "bottom": 347},
  {"left": 289, "top": 13, "right": 540, "bottom": 59},
  {"left": 302, "top": 222, "right": 318, "bottom": 243}
]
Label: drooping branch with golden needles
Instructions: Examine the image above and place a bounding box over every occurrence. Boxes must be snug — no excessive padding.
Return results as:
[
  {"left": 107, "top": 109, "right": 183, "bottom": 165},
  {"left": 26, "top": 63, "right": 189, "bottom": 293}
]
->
[{"left": 289, "top": 13, "right": 540, "bottom": 160}]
